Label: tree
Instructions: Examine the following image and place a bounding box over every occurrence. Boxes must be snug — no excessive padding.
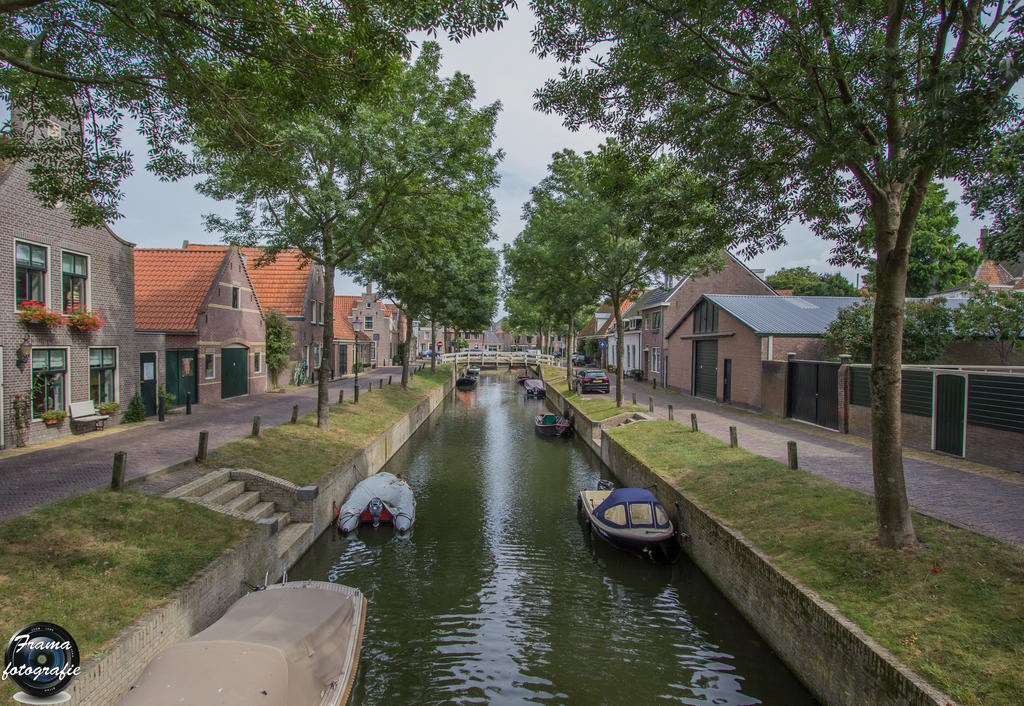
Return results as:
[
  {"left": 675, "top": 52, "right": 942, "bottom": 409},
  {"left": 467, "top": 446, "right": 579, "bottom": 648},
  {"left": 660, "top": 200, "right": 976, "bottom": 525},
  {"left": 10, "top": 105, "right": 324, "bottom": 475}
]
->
[
  {"left": 861, "top": 183, "right": 981, "bottom": 297},
  {"left": 264, "top": 310, "right": 293, "bottom": 388},
  {"left": 766, "top": 267, "right": 859, "bottom": 296},
  {"left": 965, "top": 126, "right": 1024, "bottom": 262},
  {"left": 823, "top": 302, "right": 874, "bottom": 363},
  {"left": 533, "top": 0, "right": 1023, "bottom": 548},
  {"left": 199, "top": 42, "right": 498, "bottom": 426},
  {"left": 953, "top": 284, "right": 1024, "bottom": 365},
  {"left": 0, "top": 0, "right": 513, "bottom": 226},
  {"left": 825, "top": 299, "right": 953, "bottom": 363}
]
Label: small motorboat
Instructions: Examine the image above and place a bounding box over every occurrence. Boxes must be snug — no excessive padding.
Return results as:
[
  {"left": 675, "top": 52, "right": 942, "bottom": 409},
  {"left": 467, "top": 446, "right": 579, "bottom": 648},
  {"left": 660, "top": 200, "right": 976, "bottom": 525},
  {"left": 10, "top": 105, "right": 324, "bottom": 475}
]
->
[
  {"left": 336, "top": 472, "right": 415, "bottom": 532},
  {"left": 120, "top": 580, "right": 366, "bottom": 706},
  {"left": 535, "top": 413, "right": 571, "bottom": 437},
  {"left": 515, "top": 373, "right": 529, "bottom": 385},
  {"left": 577, "top": 483, "right": 676, "bottom": 558},
  {"left": 456, "top": 375, "right": 477, "bottom": 390},
  {"left": 467, "top": 365, "right": 481, "bottom": 376},
  {"left": 523, "top": 378, "right": 546, "bottom": 398}
]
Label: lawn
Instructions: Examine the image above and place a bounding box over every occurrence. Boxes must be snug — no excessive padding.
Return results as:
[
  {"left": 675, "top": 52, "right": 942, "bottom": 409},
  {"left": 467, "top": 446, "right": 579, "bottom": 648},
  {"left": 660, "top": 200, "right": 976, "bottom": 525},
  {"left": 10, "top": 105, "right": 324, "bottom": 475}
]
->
[
  {"left": 609, "top": 421, "right": 1024, "bottom": 706},
  {"left": 202, "top": 365, "right": 452, "bottom": 486},
  {"left": 0, "top": 491, "right": 250, "bottom": 700},
  {"left": 540, "top": 364, "right": 648, "bottom": 421}
]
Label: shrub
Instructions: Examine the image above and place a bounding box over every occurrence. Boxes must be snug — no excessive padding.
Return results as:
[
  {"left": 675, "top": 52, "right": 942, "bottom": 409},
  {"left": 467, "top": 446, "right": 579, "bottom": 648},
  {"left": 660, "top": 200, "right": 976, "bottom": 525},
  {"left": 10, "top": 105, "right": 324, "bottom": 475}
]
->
[{"left": 120, "top": 394, "right": 146, "bottom": 423}]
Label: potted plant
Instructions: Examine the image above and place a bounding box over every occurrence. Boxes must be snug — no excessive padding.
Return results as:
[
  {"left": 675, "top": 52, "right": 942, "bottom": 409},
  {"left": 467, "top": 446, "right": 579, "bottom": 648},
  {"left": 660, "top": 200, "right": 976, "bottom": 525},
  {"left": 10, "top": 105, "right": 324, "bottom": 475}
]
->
[
  {"left": 40, "top": 409, "right": 67, "bottom": 426},
  {"left": 17, "top": 301, "right": 65, "bottom": 327},
  {"left": 65, "top": 305, "right": 105, "bottom": 331},
  {"left": 98, "top": 401, "right": 120, "bottom": 415}
]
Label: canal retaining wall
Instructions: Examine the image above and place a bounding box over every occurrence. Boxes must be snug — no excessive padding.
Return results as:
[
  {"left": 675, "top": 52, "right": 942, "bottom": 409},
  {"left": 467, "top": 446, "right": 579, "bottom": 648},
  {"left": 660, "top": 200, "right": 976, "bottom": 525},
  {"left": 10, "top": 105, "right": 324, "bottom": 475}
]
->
[
  {"left": 539, "top": 369, "right": 949, "bottom": 706},
  {"left": 72, "top": 373, "right": 454, "bottom": 705}
]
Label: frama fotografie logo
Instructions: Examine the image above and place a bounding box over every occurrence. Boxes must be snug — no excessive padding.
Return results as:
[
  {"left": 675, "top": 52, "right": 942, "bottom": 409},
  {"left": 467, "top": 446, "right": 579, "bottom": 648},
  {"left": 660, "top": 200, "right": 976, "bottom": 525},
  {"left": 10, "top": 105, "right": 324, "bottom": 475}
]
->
[{"left": 3, "top": 623, "right": 81, "bottom": 698}]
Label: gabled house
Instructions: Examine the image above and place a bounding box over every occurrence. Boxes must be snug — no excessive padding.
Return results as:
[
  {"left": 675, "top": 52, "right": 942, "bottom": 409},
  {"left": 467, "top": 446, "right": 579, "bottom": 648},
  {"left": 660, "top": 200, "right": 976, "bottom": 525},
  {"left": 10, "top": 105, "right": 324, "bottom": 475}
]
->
[
  {"left": 135, "top": 247, "right": 266, "bottom": 408},
  {"left": 185, "top": 244, "right": 325, "bottom": 383},
  {"left": 332, "top": 296, "right": 373, "bottom": 375},
  {"left": 621, "top": 291, "right": 653, "bottom": 374},
  {"left": 341, "top": 284, "right": 403, "bottom": 368},
  {"left": 1, "top": 158, "right": 142, "bottom": 446}
]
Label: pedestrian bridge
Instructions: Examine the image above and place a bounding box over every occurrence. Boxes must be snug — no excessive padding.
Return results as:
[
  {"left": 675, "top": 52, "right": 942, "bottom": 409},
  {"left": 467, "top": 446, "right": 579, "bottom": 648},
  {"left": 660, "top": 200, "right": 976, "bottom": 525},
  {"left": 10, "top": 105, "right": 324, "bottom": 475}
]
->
[{"left": 433, "top": 351, "right": 561, "bottom": 368}]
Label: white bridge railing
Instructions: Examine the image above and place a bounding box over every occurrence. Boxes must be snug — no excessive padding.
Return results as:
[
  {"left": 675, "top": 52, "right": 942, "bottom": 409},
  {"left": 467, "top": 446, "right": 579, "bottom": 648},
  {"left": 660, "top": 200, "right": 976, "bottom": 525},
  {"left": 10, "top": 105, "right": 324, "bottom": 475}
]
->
[{"left": 433, "top": 350, "right": 560, "bottom": 367}]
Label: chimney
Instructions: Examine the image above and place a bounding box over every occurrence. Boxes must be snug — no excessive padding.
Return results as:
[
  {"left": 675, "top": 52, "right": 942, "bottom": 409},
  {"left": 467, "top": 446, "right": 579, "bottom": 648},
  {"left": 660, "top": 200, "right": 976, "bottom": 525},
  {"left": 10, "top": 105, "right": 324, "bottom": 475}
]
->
[
  {"left": 182, "top": 239, "right": 189, "bottom": 248},
  {"left": 365, "top": 282, "right": 373, "bottom": 295},
  {"left": 979, "top": 227, "right": 989, "bottom": 251}
]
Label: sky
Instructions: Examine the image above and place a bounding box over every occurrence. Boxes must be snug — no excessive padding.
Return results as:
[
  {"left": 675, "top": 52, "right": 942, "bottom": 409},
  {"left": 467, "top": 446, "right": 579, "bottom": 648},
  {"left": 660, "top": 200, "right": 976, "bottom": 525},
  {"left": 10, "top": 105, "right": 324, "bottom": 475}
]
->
[{"left": 113, "top": 6, "right": 987, "bottom": 298}]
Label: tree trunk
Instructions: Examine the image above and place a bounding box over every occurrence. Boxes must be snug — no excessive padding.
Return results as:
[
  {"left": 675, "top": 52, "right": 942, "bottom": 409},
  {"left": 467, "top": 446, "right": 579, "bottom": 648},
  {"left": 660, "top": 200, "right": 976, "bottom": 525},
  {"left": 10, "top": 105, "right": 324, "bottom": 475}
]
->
[
  {"left": 318, "top": 261, "right": 335, "bottom": 431},
  {"left": 431, "top": 320, "right": 437, "bottom": 373},
  {"left": 401, "top": 308, "right": 414, "bottom": 390},
  {"left": 567, "top": 308, "right": 576, "bottom": 382},
  {"left": 868, "top": 194, "right": 919, "bottom": 548}
]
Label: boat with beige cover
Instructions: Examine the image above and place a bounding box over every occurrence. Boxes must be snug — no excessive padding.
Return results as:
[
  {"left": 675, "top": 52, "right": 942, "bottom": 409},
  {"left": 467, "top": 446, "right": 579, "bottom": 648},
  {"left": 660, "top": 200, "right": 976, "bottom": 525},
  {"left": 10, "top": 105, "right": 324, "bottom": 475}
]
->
[{"left": 120, "top": 580, "right": 366, "bottom": 706}]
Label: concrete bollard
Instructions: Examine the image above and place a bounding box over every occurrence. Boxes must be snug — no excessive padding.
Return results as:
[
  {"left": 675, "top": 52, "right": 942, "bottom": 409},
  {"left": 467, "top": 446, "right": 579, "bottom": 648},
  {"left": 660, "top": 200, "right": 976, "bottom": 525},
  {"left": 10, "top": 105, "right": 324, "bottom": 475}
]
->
[
  {"left": 649, "top": 396, "right": 654, "bottom": 413},
  {"left": 338, "top": 389, "right": 345, "bottom": 404},
  {"left": 668, "top": 404, "right": 674, "bottom": 421},
  {"left": 389, "top": 375, "right": 393, "bottom": 385},
  {"left": 788, "top": 441, "right": 798, "bottom": 469},
  {"left": 158, "top": 396, "right": 165, "bottom": 422},
  {"left": 379, "top": 379, "right": 384, "bottom": 389},
  {"left": 251, "top": 415, "right": 261, "bottom": 437},
  {"left": 290, "top": 405, "right": 299, "bottom": 423},
  {"left": 690, "top": 413, "right": 698, "bottom": 432},
  {"left": 730, "top": 426, "right": 738, "bottom": 448},
  {"left": 111, "top": 452, "right": 126, "bottom": 491},
  {"left": 632, "top": 392, "right": 637, "bottom": 405},
  {"left": 196, "top": 430, "right": 209, "bottom": 463}
]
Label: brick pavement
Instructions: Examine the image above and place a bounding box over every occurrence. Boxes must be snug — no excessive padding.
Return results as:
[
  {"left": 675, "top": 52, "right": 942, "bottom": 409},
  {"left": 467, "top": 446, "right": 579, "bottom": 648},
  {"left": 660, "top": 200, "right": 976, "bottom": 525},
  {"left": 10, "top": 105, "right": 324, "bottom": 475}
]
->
[
  {"left": 607, "top": 377, "right": 1024, "bottom": 546},
  {"left": 0, "top": 367, "right": 405, "bottom": 520}
]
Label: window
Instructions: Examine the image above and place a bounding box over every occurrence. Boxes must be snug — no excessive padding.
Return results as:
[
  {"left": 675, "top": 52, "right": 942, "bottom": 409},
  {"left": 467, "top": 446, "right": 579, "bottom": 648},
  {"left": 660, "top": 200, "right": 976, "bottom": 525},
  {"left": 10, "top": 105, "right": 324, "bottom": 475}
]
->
[
  {"left": 231, "top": 286, "right": 240, "bottom": 310},
  {"left": 313, "top": 344, "right": 321, "bottom": 368},
  {"left": 370, "top": 342, "right": 377, "bottom": 362},
  {"left": 364, "top": 316, "right": 373, "bottom": 330},
  {"left": 310, "top": 300, "right": 317, "bottom": 324},
  {"left": 31, "top": 349, "right": 66, "bottom": 417},
  {"left": 650, "top": 311, "right": 661, "bottom": 331},
  {"left": 62, "top": 252, "right": 88, "bottom": 312},
  {"left": 253, "top": 351, "right": 262, "bottom": 373},
  {"left": 204, "top": 353, "right": 216, "bottom": 379},
  {"left": 15, "top": 241, "right": 47, "bottom": 305},
  {"left": 628, "top": 502, "right": 654, "bottom": 527},
  {"left": 693, "top": 299, "right": 719, "bottom": 334},
  {"left": 602, "top": 503, "right": 627, "bottom": 527},
  {"left": 317, "top": 301, "right": 325, "bottom": 324},
  {"left": 89, "top": 348, "right": 116, "bottom": 404},
  {"left": 652, "top": 347, "right": 661, "bottom": 373}
]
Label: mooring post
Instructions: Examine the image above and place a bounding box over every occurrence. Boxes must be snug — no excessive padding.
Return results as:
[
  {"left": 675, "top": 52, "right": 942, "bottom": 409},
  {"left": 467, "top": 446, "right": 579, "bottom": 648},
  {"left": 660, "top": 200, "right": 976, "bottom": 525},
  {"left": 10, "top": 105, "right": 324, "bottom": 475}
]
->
[
  {"left": 631, "top": 392, "right": 637, "bottom": 405},
  {"left": 251, "top": 415, "right": 261, "bottom": 437},
  {"left": 111, "top": 451, "right": 126, "bottom": 491},
  {"left": 788, "top": 441, "right": 798, "bottom": 469},
  {"left": 379, "top": 379, "right": 384, "bottom": 389},
  {"left": 730, "top": 426, "right": 738, "bottom": 448},
  {"left": 290, "top": 405, "right": 299, "bottom": 423},
  {"left": 338, "top": 389, "right": 345, "bottom": 404},
  {"left": 652, "top": 378, "right": 657, "bottom": 390},
  {"left": 690, "top": 413, "right": 698, "bottom": 432},
  {"left": 668, "top": 404, "right": 674, "bottom": 421},
  {"left": 158, "top": 396, "right": 165, "bottom": 422},
  {"left": 196, "top": 430, "right": 209, "bottom": 462},
  {"left": 388, "top": 375, "right": 393, "bottom": 385},
  {"left": 185, "top": 391, "right": 192, "bottom": 415},
  {"left": 649, "top": 396, "right": 654, "bottom": 413}
]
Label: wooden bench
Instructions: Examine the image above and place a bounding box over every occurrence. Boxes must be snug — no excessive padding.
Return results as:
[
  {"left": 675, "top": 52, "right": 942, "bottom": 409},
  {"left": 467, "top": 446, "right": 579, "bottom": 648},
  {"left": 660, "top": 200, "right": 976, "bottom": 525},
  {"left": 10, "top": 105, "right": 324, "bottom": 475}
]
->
[{"left": 69, "top": 401, "right": 110, "bottom": 432}]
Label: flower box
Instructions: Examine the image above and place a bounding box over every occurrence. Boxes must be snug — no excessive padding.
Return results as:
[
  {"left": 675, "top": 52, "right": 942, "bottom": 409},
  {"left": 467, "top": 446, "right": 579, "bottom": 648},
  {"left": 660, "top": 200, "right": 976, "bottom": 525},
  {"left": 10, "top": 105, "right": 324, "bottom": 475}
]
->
[
  {"left": 18, "top": 301, "right": 65, "bottom": 327},
  {"left": 40, "top": 410, "right": 67, "bottom": 426},
  {"left": 66, "top": 305, "right": 105, "bottom": 331}
]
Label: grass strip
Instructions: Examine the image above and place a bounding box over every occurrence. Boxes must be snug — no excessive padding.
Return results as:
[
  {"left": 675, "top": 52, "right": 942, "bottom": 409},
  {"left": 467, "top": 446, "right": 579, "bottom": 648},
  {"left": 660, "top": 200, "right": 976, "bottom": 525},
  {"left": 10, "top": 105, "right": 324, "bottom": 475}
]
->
[
  {"left": 0, "top": 491, "right": 250, "bottom": 700},
  {"left": 608, "top": 420, "right": 1023, "bottom": 706},
  {"left": 540, "top": 364, "right": 648, "bottom": 421},
  {"left": 202, "top": 365, "right": 452, "bottom": 486}
]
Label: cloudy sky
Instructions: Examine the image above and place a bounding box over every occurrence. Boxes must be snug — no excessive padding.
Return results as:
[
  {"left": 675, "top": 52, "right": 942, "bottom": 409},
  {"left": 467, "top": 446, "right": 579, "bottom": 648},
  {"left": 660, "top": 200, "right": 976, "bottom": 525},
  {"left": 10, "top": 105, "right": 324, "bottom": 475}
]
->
[{"left": 115, "top": 6, "right": 986, "bottom": 297}]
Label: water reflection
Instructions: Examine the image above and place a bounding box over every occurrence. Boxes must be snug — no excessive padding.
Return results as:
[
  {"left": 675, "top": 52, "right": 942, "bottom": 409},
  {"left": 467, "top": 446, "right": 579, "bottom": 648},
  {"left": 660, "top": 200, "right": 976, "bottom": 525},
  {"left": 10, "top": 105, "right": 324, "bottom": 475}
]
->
[{"left": 291, "top": 372, "right": 817, "bottom": 705}]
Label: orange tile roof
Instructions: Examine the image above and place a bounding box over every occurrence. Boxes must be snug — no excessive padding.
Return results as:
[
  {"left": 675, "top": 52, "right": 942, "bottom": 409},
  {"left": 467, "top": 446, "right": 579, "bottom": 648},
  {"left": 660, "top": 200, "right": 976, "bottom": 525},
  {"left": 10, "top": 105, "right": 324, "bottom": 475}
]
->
[
  {"left": 186, "top": 244, "right": 311, "bottom": 317},
  {"left": 332, "top": 297, "right": 357, "bottom": 340},
  {"left": 134, "top": 249, "right": 227, "bottom": 331},
  {"left": 775, "top": 289, "right": 794, "bottom": 296},
  {"left": 334, "top": 295, "right": 361, "bottom": 320},
  {"left": 976, "top": 260, "right": 1014, "bottom": 286}
]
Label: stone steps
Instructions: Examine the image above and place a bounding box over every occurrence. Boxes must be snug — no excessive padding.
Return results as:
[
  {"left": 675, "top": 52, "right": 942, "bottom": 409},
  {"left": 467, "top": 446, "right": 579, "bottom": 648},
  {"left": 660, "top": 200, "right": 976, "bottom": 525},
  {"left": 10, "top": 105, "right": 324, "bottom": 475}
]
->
[
  {"left": 202, "top": 480, "right": 245, "bottom": 506},
  {"left": 224, "top": 490, "right": 260, "bottom": 514},
  {"left": 247, "top": 501, "right": 276, "bottom": 521}
]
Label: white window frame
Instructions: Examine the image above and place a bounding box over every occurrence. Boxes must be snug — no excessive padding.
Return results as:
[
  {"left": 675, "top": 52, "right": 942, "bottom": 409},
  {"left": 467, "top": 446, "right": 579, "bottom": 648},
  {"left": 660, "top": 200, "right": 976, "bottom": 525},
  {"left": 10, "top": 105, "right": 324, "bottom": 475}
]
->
[
  {"left": 88, "top": 346, "right": 119, "bottom": 405},
  {"left": 253, "top": 350, "right": 262, "bottom": 373},
  {"left": 14, "top": 239, "right": 49, "bottom": 310},
  {"left": 60, "top": 249, "right": 90, "bottom": 313},
  {"left": 652, "top": 346, "right": 661, "bottom": 373},
  {"left": 364, "top": 316, "right": 373, "bottom": 330},
  {"left": 204, "top": 353, "right": 216, "bottom": 380},
  {"left": 231, "top": 286, "right": 240, "bottom": 310}
]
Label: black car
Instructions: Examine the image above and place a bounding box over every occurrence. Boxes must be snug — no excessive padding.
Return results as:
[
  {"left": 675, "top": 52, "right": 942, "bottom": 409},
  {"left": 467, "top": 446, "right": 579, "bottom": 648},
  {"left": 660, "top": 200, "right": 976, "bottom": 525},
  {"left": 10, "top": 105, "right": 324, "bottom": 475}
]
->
[{"left": 577, "top": 369, "right": 610, "bottom": 394}]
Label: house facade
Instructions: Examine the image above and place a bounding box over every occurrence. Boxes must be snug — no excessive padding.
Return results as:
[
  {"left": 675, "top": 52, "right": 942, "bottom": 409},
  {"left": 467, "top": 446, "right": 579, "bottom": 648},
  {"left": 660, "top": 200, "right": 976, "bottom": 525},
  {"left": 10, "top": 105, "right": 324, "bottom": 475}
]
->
[
  {"left": 135, "top": 247, "right": 266, "bottom": 409},
  {"left": 343, "top": 284, "right": 402, "bottom": 368},
  {"left": 1, "top": 159, "right": 142, "bottom": 447}
]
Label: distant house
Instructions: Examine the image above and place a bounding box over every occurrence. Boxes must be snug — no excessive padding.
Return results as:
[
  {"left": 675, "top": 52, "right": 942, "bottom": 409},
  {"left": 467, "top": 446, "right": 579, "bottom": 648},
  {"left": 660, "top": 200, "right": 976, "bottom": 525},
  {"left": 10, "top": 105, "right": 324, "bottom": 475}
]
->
[
  {"left": 185, "top": 244, "right": 325, "bottom": 382},
  {"left": 339, "top": 284, "right": 403, "bottom": 368},
  {"left": 135, "top": 247, "right": 266, "bottom": 408},
  {"left": 1, "top": 158, "right": 142, "bottom": 446},
  {"left": 331, "top": 297, "right": 373, "bottom": 375}
]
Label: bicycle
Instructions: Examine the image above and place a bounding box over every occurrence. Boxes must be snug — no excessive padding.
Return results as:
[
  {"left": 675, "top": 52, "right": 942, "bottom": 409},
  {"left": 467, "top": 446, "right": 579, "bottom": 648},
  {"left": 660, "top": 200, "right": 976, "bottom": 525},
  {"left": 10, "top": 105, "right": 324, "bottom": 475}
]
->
[{"left": 293, "top": 363, "right": 309, "bottom": 386}]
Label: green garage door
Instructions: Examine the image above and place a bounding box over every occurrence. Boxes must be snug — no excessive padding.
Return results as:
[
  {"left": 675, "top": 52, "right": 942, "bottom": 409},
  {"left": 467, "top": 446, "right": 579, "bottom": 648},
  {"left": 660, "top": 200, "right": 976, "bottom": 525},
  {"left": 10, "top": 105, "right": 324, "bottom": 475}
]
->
[
  {"left": 221, "top": 348, "right": 248, "bottom": 399},
  {"left": 934, "top": 374, "right": 966, "bottom": 456},
  {"left": 693, "top": 340, "right": 718, "bottom": 400}
]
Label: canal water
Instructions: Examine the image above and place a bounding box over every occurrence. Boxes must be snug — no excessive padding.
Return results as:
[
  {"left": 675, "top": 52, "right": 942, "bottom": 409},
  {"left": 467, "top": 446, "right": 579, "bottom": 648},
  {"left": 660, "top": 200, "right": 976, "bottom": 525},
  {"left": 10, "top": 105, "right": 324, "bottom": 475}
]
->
[{"left": 291, "top": 372, "right": 817, "bottom": 704}]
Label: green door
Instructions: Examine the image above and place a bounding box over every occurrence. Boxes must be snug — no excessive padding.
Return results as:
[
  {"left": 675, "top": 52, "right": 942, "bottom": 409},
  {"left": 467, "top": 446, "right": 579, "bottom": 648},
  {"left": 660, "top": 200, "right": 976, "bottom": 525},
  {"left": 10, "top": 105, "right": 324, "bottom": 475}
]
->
[
  {"left": 221, "top": 348, "right": 248, "bottom": 399},
  {"left": 693, "top": 340, "right": 718, "bottom": 399},
  {"left": 165, "top": 350, "right": 197, "bottom": 406},
  {"left": 934, "top": 374, "right": 966, "bottom": 456}
]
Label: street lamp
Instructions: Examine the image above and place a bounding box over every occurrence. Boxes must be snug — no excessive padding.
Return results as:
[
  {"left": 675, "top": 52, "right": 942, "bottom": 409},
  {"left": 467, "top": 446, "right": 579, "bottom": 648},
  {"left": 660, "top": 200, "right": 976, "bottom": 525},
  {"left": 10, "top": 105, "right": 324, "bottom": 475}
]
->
[{"left": 353, "top": 359, "right": 360, "bottom": 403}]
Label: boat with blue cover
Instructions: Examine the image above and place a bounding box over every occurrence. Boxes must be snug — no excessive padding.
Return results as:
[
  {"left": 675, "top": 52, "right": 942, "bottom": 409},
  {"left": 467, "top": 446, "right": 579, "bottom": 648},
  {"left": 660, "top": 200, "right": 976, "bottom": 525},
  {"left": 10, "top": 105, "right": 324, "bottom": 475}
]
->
[
  {"left": 523, "top": 378, "right": 545, "bottom": 398},
  {"left": 577, "top": 483, "right": 675, "bottom": 557}
]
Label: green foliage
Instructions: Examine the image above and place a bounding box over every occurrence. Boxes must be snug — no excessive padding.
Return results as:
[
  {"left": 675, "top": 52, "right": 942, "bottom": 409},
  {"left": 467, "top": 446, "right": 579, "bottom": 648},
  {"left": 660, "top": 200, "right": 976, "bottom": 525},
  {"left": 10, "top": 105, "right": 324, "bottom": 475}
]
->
[
  {"left": 0, "top": 0, "right": 513, "bottom": 226},
  {"left": 120, "top": 394, "right": 146, "bottom": 424},
  {"left": 824, "top": 300, "right": 953, "bottom": 364},
  {"left": 824, "top": 302, "right": 874, "bottom": 363},
  {"left": 965, "top": 126, "right": 1024, "bottom": 261},
  {"left": 953, "top": 284, "right": 1024, "bottom": 365},
  {"left": 264, "top": 310, "right": 293, "bottom": 387},
  {"left": 157, "top": 385, "right": 175, "bottom": 407},
  {"left": 766, "top": 267, "right": 858, "bottom": 296},
  {"left": 860, "top": 184, "right": 981, "bottom": 297}
]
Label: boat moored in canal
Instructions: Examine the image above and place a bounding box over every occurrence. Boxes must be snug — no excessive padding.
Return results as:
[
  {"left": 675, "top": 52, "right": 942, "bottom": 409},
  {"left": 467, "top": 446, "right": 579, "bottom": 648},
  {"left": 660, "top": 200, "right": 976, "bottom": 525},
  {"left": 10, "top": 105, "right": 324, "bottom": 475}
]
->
[
  {"left": 456, "top": 375, "right": 478, "bottom": 390},
  {"left": 535, "top": 413, "right": 571, "bottom": 436},
  {"left": 515, "top": 373, "right": 529, "bottom": 385},
  {"left": 467, "top": 365, "right": 481, "bottom": 376},
  {"left": 120, "top": 580, "right": 366, "bottom": 706},
  {"left": 336, "top": 472, "right": 416, "bottom": 532},
  {"left": 523, "top": 378, "right": 545, "bottom": 398},
  {"left": 577, "top": 484, "right": 676, "bottom": 559}
]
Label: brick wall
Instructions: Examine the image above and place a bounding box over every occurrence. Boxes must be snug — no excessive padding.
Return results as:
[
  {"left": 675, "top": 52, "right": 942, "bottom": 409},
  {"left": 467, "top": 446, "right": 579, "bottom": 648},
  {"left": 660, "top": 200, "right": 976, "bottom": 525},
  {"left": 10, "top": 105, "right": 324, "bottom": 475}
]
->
[
  {"left": 937, "top": 339, "right": 1024, "bottom": 366},
  {"left": 600, "top": 431, "right": 951, "bottom": 706},
  {"left": 0, "top": 161, "right": 142, "bottom": 449}
]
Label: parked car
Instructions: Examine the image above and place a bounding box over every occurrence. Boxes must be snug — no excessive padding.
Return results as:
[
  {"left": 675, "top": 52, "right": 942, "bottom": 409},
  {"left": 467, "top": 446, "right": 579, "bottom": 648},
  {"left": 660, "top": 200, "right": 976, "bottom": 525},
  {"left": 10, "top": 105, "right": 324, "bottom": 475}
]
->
[
  {"left": 576, "top": 369, "right": 610, "bottom": 394},
  {"left": 572, "top": 353, "right": 587, "bottom": 365}
]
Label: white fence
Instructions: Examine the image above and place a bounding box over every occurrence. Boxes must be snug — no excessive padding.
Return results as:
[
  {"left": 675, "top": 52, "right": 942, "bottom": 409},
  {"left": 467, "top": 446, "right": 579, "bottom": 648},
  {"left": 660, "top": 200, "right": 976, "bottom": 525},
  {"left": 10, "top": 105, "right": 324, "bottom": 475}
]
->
[{"left": 433, "top": 350, "right": 561, "bottom": 367}]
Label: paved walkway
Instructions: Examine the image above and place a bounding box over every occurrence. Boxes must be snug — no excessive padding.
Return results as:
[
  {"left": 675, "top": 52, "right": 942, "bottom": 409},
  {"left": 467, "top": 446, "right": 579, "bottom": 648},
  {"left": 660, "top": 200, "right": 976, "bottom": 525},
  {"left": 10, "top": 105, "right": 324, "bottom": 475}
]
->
[
  {"left": 604, "top": 377, "right": 1024, "bottom": 547},
  {"left": 0, "top": 367, "right": 407, "bottom": 520}
]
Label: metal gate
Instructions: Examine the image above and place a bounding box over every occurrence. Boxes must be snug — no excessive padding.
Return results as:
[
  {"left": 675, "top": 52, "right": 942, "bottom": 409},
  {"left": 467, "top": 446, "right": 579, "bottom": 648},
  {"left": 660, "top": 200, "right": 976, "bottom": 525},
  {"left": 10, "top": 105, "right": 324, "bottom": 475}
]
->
[
  {"left": 934, "top": 374, "right": 966, "bottom": 456},
  {"left": 221, "top": 347, "right": 249, "bottom": 399},
  {"left": 787, "top": 360, "right": 840, "bottom": 429},
  {"left": 693, "top": 340, "right": 718, "bottom": 399}
]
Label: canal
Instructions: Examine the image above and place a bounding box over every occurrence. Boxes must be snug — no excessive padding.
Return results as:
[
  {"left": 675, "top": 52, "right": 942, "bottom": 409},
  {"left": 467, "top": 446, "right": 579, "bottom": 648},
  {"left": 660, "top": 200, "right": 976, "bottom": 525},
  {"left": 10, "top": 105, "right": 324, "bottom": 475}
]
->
[{"left": 291, "top": 372, "right": 817, "bottom": 704}]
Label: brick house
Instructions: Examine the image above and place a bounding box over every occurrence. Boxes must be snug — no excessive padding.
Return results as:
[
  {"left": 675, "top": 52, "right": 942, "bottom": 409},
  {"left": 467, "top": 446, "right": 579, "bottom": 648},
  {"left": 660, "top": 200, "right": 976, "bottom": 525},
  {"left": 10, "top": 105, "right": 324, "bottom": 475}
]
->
[
  {"left": 186, "top": 244, "right": 325, "bottom": 384},
  {"left": 342, "top": 284, "right": 403, "bottom": 367},
  {"left": 660, "top": 252, "right": 777, "bottom": 391},
  {"left": 1, "top": 159, "right": 142, "bottom": 447},
  {"left": 331, "top": 296, "right": 368, "bottom": 376},
  {"left": 135, "top": 247, "right": 266, "bottom": 408}
]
